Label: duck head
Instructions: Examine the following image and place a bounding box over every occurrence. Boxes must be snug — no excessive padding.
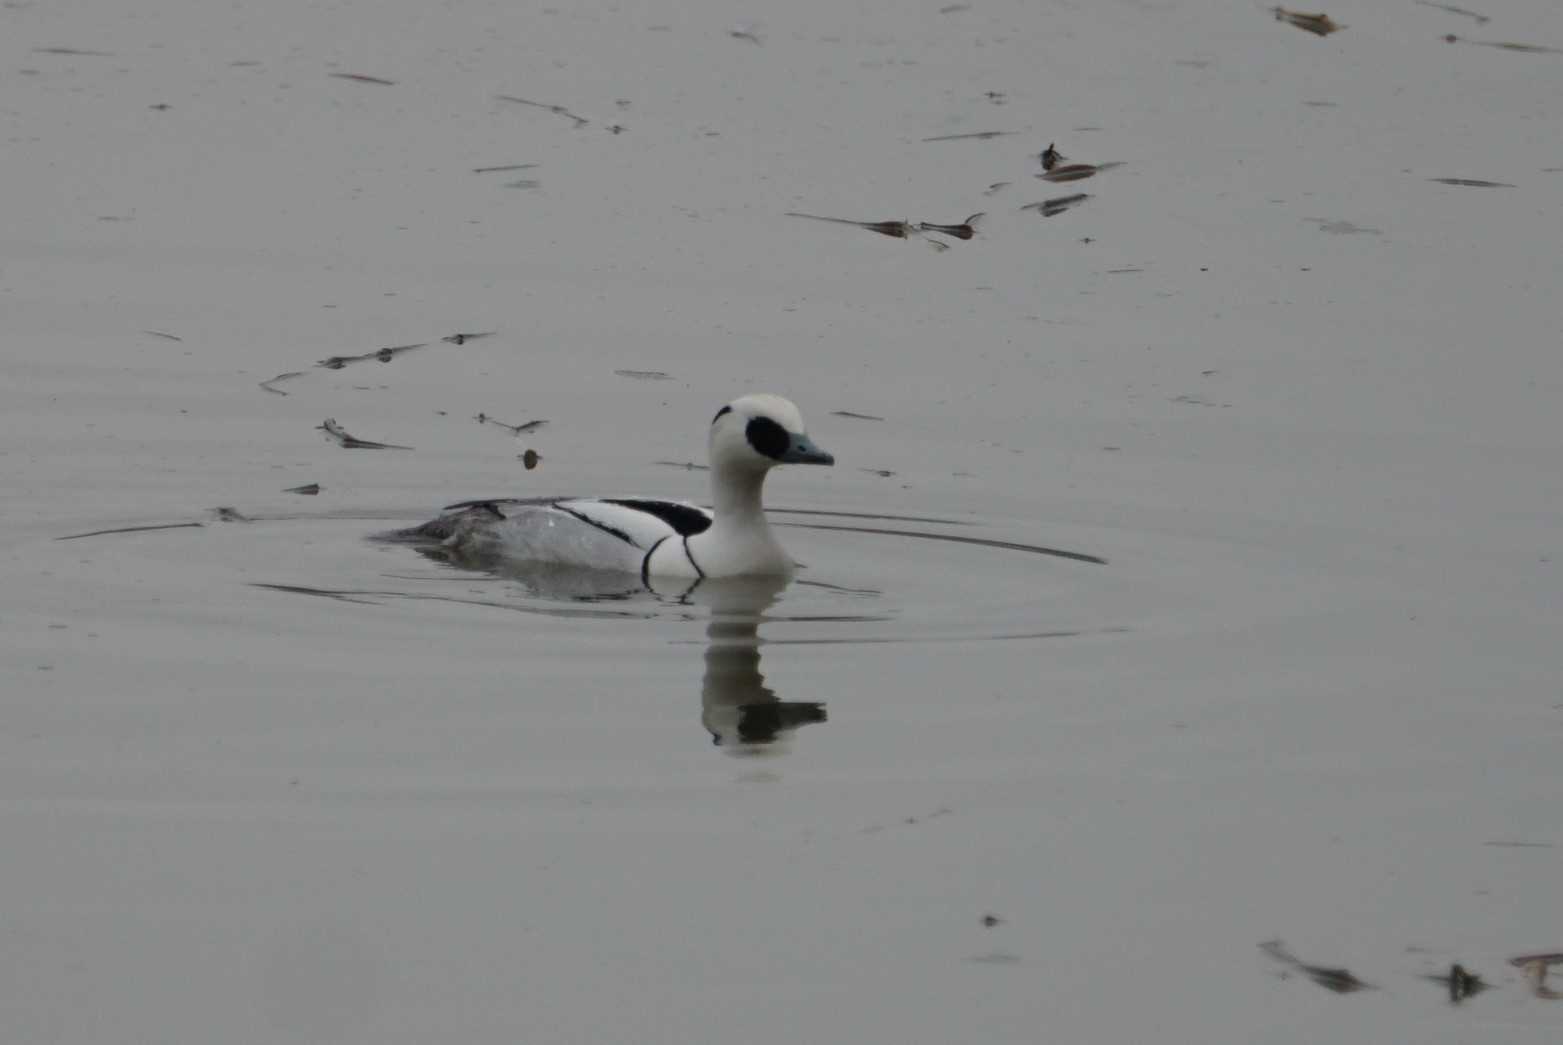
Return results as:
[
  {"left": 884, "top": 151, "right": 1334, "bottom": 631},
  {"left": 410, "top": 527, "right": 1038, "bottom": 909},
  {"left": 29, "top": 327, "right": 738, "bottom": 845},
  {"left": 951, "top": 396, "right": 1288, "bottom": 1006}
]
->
[{"left": 708, "top": 394, "right": 834, "bottom": 474}]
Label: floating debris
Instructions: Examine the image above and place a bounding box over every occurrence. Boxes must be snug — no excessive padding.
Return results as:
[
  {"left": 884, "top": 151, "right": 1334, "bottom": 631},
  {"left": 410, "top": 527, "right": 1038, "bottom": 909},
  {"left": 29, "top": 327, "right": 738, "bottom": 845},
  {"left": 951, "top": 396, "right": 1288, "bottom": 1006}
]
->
[
  {"left": 984, "top": 90, "right": 1007, "bottom": 104},
  {"left": 284, "top": 483, "right": 322, "bottom": 496},
  {"left": 1107, "top": 267, "right": 1145, "bottom": 275},
  {"left": 614, "top": 369, "right": 673, "bottom": 380},
  {"left": 729, "top": 23, "right": 763, "bottom": 45},
  {"left": 1510, "top": 954, "right": 1563, "bottom": 1000},
  {"left": 1306, "top": 217, "right": 1381, "bottom": 234},
  {"left": 495, "top": 94, "right": 589, "bottom": 128},
  {"left": 442, "top": 331, "right": 496, "bottom": 345},
  {"left": 919, "top": 212, "right": 984, "bottom": 241},
  {"left": 475, "top": 413, "right": 548, "bottom": 435},
  {"left": 330, "top": 72, "right": 396, "bottom": 86},
  {"left": 1038, "top": 143, "right": 1123, "bottom": 182},
  {"left": 860, "top": 468, "right": 896, "bottom": 478},
  {"left": 520, "top": 448, "right": 542, "bottom": 470},
  {"left": 259, "top": 371, "right": 306, "bottom": 395},
  {"left": 785, "top": 211, "right": 950, "bottom": 251},
  {"left": 1422, "top": 963, "right": 1490, "bottom": 1004},
  {"left": 939, "top": 3, "right": 972, "bottom": 12},
  {"left": 654, "top": 460, "right": 709, "bottom": 471},
  {"left": 318, "top": 342, "right": 428, "bottom": 369},
  {"left": 1022, "top": 193, "right": 1092, "bottom": 217},
  {"left": 1415, "top": 0, "right": 1489, "bottom": 24},
  {"left": 1429, "top": 176, "right": 1514, "bottom": 187},
  {"left": 983, "top": 181, "right": 1012, "bottom": 196},
  {"left": 209, "top": 506, "right": 252, "bottom": 523},
  {"left": 56, "top": 522, "right": 204, "bottom": 541},
  {"left": 472, "top": 164, "right": 536, "bottom": 174},
  {"left": 1483, "top": 840, "right": 1554, "bottom": 848},
  {"left": 921, "top": 130, "right": 1017, "bottom": 142},
  {"left": 142, "top": 330, "right": 183, "bottom": 342},
  {"left": 504, "top": 178, "right": 541, "bottom": 189},
  {"left": 317, "top": 418, "right": 413, "bottom": 450},
  {"left": 1271, "top": 8, "right": 1345, "bottom": 36},
  {"left": 1260, "top": 939, "right": 1376, "bottom": 994},
  {"left": 32, "top": 46, "right": 115, "bottom": 56},
  {"left": 831, "top": 410, "right": 885, "bottom": 421},
  {"left": 981, "top": 914, "right": 1004, "bottom": 928},
  {"left": 1445, "top": 34, "right": 1562, "bottom": 53}
]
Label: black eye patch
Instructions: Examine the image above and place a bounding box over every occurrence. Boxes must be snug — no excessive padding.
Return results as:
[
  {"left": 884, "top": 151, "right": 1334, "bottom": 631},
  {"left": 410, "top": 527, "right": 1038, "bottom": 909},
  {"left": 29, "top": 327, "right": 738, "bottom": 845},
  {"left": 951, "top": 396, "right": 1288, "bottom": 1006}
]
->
[
  {"left": 711, "top": 405, "right": 732, "bottom": 425},
  {"left": 745, "top": 416, "right": 791, "bottom": 460}
]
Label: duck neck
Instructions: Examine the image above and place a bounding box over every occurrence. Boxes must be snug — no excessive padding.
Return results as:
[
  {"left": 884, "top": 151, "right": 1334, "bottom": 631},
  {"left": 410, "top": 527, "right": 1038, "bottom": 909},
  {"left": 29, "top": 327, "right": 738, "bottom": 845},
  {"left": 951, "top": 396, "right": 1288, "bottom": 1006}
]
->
[{"left": 708, "top": 464, "right": 771, "bottom": 534}]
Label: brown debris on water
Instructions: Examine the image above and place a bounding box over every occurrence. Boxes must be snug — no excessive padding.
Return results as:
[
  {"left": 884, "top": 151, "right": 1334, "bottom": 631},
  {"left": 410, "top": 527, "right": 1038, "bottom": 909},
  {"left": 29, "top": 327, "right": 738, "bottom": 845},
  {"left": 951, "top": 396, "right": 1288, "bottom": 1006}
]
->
[
  {"left": 1510, "top": 953, "right": 1563, "bottom": 1000},
  {"left": 1260, "top": 939, "right": 1376, "bottom": 994},
  {"left": 785, "top": 211, "right": 959, "bottom": 252},
  {"left": 1022, "top": 193, "right": 1092, "bottom": 218},
  {"left": 317, "top": 418, "right": 413, "bottom": 450},
  {"left": 520, "top": 449, "right": 542, "bottom": 470},
  {"left": 1271, "top": 8, "right": 1345, "bottom": 37},
  {"left": 1037, "top": 143, "right": 1123, "bottom": 183},
  {"left": 442, "top": 331, "right": 496, "bottom": 345},
  {"left": 919, "top": 213, "right": 984, "bottom": 241}
]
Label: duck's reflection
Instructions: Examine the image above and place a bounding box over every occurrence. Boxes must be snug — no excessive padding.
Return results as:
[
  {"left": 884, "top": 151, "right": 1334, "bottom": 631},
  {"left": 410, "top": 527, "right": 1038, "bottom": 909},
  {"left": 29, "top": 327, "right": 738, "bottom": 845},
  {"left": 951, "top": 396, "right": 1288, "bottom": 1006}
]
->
[
  {"left": 675, "top": 576, "right": 827, "bottom": 751},
  {"left": 412, "top": 546, "right": 827, "bottom": 752}
]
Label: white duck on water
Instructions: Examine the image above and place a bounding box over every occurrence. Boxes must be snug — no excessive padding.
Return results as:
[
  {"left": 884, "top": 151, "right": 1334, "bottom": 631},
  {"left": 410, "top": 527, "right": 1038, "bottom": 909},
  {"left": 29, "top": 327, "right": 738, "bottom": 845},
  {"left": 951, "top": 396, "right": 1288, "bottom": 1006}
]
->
[{"left": 387, "top": 394, "right": 834, "bottom": 580}]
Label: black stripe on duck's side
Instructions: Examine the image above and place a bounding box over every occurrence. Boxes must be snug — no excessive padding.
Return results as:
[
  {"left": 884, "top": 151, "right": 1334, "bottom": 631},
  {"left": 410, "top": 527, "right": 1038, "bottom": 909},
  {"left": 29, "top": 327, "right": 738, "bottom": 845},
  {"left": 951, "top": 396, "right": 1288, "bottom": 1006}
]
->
[
  {"left": 601, "top": 499, "right": 713, "bottom": 537},
  {"left": 682, "top": 537, "right": 705, "bottom": 579},
  {"left": 641, "top": 536, "right": 670, "bottom": 586},
  {"left": 554, "top": 503, "right": 639, "bottom": 546}
]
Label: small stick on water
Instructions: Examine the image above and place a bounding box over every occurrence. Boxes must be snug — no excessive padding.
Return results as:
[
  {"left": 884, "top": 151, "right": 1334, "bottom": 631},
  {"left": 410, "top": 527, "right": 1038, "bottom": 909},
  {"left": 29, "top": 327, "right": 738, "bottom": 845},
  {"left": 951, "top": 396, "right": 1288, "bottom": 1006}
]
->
[
  {"left": 317, "top": 418, "right": 413, "bottom": 450},
  {"left": 495, "top": 94, "right": 589, "bottom": 128},
  {"left": 921, "top": 131, "right": 1017, "bottom": 142},
  {"left": 284, "top": 483, "right": 322, "bottom": 495},
  {"left": 613, "top": 369, "right": 673, "bottom": 380},
  {"left": 1022, "top": 193, "right": 1092, "bottom": 217},
  {"left": 785, "top": 212, "right": 949, "bottom": 251},
  {"left": 1429, "top": 177, "right": 1515, "bottom": 187},
  {"left": 918, "top": 213, "right": 984, "bottom": 241},
  {"left": 1444, "top": 34, "right": 1563, "bottom": 53},
  {"left": 317, "top": 343, "right": 428, "bottom": 369},
  {"left": 33, "top": 46, "right": 115, "bottom": 56},
  {"left": 143, "top": 330, "right": 183, "bottom": 342},
  {"left": 1415, "top": 0, "right": 1489, "bottom": 24},
  {"left": 260, "top": 371, "right": 306, "bottom": 395},
  {"left": 474, "top": 413, "right": 548, "bottom": 435},
  {"left": 57, "top": 522, "right": 204, "bottom": 541},
  {"left": 831, "top": 410, "right": 886, "bottom": 421},
  {"left": 471, "top": 164, "right": 536, "bottom": 174},
  {"left": 442, "top": 332, "right": 496, "bottom": 345},
  {"left": 983, "top": 182, "right": 1012, "bottom": 196},
  {"left": 330, "top": 72, "right": 396, "bottom": 86},
  {"left": 1259, "top": 939, "right": 1375, "bottom": 994}
]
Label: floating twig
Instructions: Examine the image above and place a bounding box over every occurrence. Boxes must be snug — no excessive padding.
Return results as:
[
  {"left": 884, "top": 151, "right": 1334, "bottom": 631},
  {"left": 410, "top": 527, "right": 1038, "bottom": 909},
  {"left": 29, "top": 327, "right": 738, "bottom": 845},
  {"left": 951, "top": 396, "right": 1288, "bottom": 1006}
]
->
[
  {"left": 33, "top": 46, "right": 115, "bottom": 56},
  {"left": 785, "top": 211, "right": 949, "bottom": 251},
  {"left": 613, "top": 369, "right": 672, "bottom": 380},
  {"left": 1444, "top": 34, "right": 1562, "bottom": 53},
  {"left": 471, "top": 164, "right": 536, "bottom": 174},
  {"left": 1415, "top": 0, "right": 1489, "bottom": 24},
  {"left": 441, "top": 331, "right": 496, "bottom": 345},
  {"left": 259, "top": 371, "right": 306, "bottom": 395},
  {"left": 495, "top": 94, "right": 589, "bottom": 128},
  {"left": 1271, "top": 7, "right": 1345, "bottom": 36},
  {"left": 831, "top": 410, "right": 885, "bottom": 421},
  {"left": 142, "top": 330, "right": 183, "bottom": 342},
  {"left": 209, "top": 506, "right": 252, "bottom": 522},
  {"left": 57, "top": 522, "right": 204, "bottom": 541},
  {"left": 921, "top": 131, "right": 1017, "bottom": 142},
  {"left": 983, "top": 181, "right": 1012, "bottom": 196},
  {"left": 474, "top": 412, "right": 548, "bottom": 435},
  {"left": 330, "top": 72, "right": 396, "bottom": 86},
  {"left": 1022, "top": 193, "right": 1092, "bottom": 217},
  {"left": 317, "top": 418, "right": 413, "bottom": 449},
  {"left": 317, "top": 342, "right": 428, "bottom": 369},
  {"left": 654, "top": 460, "right": 709, "bottom": 471},
  {"left": 284, "top": 483, "right": 322, "bottom": 495},
  {"left": 1429, "top": 176, "right": 1514, "bottom": 187}
]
